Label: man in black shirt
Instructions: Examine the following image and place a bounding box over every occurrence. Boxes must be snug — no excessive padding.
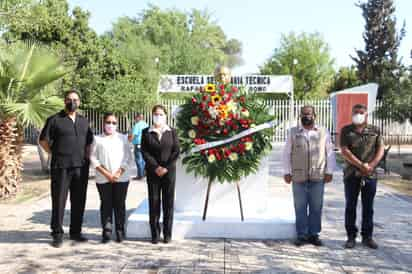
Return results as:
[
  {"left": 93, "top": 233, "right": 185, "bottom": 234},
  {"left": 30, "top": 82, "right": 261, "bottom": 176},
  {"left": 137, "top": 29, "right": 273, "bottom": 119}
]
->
[{"left": 39, "top": 90, "right": 93, "bottom": 248}]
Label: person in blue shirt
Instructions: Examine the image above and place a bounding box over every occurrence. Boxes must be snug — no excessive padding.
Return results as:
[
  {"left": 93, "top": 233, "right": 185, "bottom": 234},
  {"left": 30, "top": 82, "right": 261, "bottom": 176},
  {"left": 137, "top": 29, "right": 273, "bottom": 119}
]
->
[{"left": 129, "top": 113, "right": 149, "bottom": 180}]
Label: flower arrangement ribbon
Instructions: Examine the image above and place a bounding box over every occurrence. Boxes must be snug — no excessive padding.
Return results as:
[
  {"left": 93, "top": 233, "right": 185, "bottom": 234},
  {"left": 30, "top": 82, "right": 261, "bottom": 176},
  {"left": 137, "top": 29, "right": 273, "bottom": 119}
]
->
[{"left": 190, "top": 120, "right": 278, "bottom": 154}]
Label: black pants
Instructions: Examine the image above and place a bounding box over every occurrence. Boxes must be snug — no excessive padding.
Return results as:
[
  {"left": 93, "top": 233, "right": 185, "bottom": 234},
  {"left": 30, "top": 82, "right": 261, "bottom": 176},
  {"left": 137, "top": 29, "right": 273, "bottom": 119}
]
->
[
  {"left": 147, "top": 172, "right": 175, "bottom": 240},
  {"left": 50, "top": 166, "right": 89, "bottom": 236},
  {"left": 96, "top": 182, "right": 129, "bottom": 235},
  {"left": 344, "top": 176, "right": 377, "bottom": 239}
]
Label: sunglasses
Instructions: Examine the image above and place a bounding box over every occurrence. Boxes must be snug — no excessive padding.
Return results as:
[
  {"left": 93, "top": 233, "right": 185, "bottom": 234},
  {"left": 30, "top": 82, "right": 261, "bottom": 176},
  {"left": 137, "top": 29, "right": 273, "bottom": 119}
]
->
[{"left": 105, "top": 121, "right": 117, "bottom": 125}]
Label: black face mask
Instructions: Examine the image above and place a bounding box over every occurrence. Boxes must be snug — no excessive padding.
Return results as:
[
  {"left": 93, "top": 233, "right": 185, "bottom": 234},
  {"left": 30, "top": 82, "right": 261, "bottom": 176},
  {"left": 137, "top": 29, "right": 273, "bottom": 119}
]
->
[
  {"left": 65, "top": 101, "right": 78, "bottom": 112},
  {"left": 301, "top": 116, "right": 314, "bottom": 126}
]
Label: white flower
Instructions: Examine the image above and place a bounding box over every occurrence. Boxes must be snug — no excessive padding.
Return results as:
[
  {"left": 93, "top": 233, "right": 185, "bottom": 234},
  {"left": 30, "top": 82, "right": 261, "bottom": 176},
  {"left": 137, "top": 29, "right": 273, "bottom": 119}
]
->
[
  {"left": 208, "top": 107, "right": 218, "bottom": 119},
  {"left": 191, "top": 116, "right": 199, "bottom": 126},
  {"left": 229, "top": 153, "right": 239, "bottom": 161},
  {"left": 250, "top": 124, "right": 256, "bottom": 128},
  {"left": 245, "top": 142, "right": 253, "bottom": 151},
  {"left": 241, "top": 109, "right": 249, "bottom": 118},
  {"left": 226, "top": 100, "right": 237, "bottom": 112},
  {"left": 208, "top": 154, "right": 216, "bottom": 163},
  {"left": 188, "top": 130, "right": 196, "bottom": 139}
]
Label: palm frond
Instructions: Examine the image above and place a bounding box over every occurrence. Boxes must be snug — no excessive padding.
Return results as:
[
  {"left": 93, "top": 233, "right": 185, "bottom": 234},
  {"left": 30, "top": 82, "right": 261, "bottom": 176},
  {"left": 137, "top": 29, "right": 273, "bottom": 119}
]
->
[{"left": 1, "top": 95, "right": 63, "bottom": 128}]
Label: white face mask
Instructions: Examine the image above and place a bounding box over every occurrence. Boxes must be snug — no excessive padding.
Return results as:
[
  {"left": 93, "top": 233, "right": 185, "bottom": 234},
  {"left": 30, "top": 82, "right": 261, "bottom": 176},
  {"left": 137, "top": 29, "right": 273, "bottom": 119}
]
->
[
  {"left": 352, "top": 113, "right": 366, "bottom": 125},
  {"left": 153, "top": 115, "right": 166, "bottom": 126},
  {"left": 104, "top": 124, "right": 117, "bottom": 134}
]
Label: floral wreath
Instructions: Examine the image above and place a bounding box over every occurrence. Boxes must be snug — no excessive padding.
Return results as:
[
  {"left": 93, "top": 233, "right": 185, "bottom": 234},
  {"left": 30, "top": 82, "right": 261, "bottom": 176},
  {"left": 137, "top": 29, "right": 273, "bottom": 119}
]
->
[{"left": 176, "top": 82, "right": 275, "bottom": 183}]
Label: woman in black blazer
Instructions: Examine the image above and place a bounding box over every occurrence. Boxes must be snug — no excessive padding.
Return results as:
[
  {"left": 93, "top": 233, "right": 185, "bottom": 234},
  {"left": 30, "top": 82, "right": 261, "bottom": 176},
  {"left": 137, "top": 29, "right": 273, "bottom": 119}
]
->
[{"left": 141, "top": 105, "right": 180, "bottom": 244}]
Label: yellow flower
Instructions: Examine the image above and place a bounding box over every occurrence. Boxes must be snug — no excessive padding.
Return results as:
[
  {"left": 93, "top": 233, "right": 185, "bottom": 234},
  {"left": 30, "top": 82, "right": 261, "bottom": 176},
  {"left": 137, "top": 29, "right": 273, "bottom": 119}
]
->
[
  {"left": 188, "top": 129, "right": 196, "bottom": 139},
  {"left": 208, "top": 154, "right": 216, "bottom": 163},
  {"left": 205, "top": 83, "right": 216, "bottom": 93},
  {"left": 191, "top": 116, "right": 199, "bottom": 126},
  {"left": 229, "top": 153, "right": 239, "bottom": 161},
  {"left": 250, "top": 124, "right": 256, "bottom": 128},
  {"left": 211, "top": 94, "right": 222, "bottom": 104},
  {"left": 245, "top": 142, "right": 253, "bottom": 151}
]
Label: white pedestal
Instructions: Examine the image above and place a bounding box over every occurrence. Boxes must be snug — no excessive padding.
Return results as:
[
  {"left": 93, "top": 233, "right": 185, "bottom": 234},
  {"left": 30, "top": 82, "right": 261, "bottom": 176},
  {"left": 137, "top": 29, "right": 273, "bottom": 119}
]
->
[{"left": 127, "top": 157, "right": 296, "bottom": 239}]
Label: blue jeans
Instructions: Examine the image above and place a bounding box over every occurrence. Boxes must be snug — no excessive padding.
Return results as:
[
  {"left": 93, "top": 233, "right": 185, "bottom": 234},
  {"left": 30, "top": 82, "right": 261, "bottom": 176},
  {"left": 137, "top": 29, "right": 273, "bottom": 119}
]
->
[
  {"left": 292, "top": 180, "right": 325, "bottom": 238},
  {"left": 344, "top": 176, "right": 377, "bottom": 239},
  {"left": 134, "top": 145, "right": 145, "bottom": 178}
]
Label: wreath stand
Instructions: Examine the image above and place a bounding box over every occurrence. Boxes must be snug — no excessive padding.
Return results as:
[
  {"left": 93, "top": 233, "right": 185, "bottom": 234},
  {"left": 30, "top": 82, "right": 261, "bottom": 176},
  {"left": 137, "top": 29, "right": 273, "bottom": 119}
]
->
[{"left": 202, "top": 179, "right": 244, "bottom": 221}]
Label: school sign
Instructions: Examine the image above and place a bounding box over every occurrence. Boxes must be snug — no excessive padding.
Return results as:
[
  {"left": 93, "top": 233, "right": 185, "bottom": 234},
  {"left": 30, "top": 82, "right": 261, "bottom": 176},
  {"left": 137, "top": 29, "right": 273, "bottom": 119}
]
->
[{"left": 158, "top": 75, "right": 293, "bottom": 94}]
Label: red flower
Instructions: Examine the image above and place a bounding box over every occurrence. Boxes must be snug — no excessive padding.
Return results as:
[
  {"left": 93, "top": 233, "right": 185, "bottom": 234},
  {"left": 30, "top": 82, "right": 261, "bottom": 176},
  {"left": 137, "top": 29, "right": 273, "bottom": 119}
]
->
[
  {"left": 230, "top": 145, "right": 237, "bottom": 152},
  {"left": 231, "top": 86, "right": 238, "bottom": 92},
  {"left": 200, "top": 102, "right": 206, "bottom": 110},
  {"left": 192, "top": 110, "right": 197, "bottom": 115},
  {"left": 208, "top": 102, "right": 214, "bottom": 107},
  {"left": 219, "top": 84, "right": 225, "bottom": 90},
  {"left": 223, "top": 128, "right": 229, "bottom": 135},
  {"left": 202, "top": 95, "right": 208, "bottom": 101},
  {"left": 240, "top": 96, "right": 246, "bottom": 103},
  {"left": 238, "top": 143, "right": 246, "bottom": 153},
  {"left": 216, "top": 151, "right": 222, "bottom": 161},
  {"left": 219, "top": 90, "right": 225, "bottom": 96},
  {"left": 192, "top": 97, "right": 197, "bottom": 104}
]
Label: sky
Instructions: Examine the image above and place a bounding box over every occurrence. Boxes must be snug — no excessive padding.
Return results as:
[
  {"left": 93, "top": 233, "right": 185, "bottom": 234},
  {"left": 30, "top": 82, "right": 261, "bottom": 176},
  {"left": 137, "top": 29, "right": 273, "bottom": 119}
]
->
[{"left": 68, "top": 0, "right": 412, "bottom": 74}]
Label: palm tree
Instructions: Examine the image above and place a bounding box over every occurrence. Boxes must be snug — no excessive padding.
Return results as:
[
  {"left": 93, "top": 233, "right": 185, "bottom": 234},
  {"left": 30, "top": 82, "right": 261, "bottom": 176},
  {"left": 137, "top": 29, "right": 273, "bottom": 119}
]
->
[{"left": 0, "top": 42, "right": 69, "bottom": 199}]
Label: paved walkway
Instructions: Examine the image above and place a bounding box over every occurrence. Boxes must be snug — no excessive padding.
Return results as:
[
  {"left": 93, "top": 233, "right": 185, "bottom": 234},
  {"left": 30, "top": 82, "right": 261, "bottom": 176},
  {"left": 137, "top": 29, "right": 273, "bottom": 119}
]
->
[{"left": 0, "top": 144, "right": 412, "bottom": 273}]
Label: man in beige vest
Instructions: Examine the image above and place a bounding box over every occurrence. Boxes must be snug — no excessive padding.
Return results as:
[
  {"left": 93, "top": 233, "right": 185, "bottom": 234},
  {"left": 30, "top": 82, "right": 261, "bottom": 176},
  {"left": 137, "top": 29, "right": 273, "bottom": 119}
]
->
[{"left": 283, "top": 105, "right": 336, "bottom": 246}]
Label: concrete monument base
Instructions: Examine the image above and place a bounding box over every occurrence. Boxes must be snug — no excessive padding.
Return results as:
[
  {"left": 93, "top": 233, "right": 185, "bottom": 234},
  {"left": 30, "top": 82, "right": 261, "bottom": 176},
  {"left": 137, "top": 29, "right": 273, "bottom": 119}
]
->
[{"left": 127, "top": 157, "right": 296, "bottom": 239}]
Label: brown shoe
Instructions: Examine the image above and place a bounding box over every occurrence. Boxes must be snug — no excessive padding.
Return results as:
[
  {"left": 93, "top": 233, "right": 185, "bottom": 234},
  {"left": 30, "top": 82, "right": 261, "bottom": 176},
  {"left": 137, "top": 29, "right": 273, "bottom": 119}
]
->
[{"left": 362, "top": 238, "right": 378, "bottom": 249}]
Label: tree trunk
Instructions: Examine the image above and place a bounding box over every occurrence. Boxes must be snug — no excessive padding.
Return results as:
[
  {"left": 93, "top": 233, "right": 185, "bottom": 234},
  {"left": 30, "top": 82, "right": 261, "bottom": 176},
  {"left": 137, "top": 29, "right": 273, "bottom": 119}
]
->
[{"left": 0, "top": 117, "right": 23, "bottom": 199}]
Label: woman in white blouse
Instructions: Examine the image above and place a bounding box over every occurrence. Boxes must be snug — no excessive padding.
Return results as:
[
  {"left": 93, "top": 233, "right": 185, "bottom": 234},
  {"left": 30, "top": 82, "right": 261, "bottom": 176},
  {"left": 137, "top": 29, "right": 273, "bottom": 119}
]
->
[{"left": 90, "top": 112, "right": 133, "bottom": 243}]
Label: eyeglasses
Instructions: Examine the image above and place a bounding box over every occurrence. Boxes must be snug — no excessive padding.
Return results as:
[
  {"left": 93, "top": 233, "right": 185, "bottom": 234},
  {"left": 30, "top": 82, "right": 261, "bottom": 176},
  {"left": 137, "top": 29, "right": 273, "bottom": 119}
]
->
[
  {"left": 353, "top": 111, "right": 366, "bottom": 115},
  {"left": 105, "top": 121, "right": 117, "bottom": 125}
]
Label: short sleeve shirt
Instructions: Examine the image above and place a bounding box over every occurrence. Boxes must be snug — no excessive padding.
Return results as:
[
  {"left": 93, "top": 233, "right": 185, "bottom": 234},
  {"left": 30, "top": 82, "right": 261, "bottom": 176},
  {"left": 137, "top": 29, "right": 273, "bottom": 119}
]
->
[
  {"left": 340, "top": 124, "right": 384, "bottom": 178},
  {"left": 39, "top": 110, "right": 93, "bottom": 168},
  {"left": 131, "top": 121, "right": 149, "bottom": 145}
]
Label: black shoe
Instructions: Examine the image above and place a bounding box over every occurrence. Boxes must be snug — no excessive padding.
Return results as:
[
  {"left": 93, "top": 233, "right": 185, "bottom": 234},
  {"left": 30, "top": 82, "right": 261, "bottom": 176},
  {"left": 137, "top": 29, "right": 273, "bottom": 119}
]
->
[
  {"left": 344, "top": 237, "right": 356, "bottom": 249},
  {"left": 51, "top": 235, "right": 63, "bottom": 248},
  {"left": 308, "top": 235, "right": 323, "bottom": 246},
  {"left": 102, "top": 231, "right": 111, "bottom": 243},
  {"left": 293, "top": 237, "right": 307, "bottom": 247},
  {"left": 163, "top": 236, "right": 171, "bottom": 244},
  {"left": 69, "top": 234, "right": 88, "bottom": 242},
  {"left": 362, "top": 238, "right": 378, "bottom": 249},
  {"left": 116, "top": 231, "right": 125, "bottom": 243},
  {"left": 151, "top": 237, "right": 160, "bottom": 244}
]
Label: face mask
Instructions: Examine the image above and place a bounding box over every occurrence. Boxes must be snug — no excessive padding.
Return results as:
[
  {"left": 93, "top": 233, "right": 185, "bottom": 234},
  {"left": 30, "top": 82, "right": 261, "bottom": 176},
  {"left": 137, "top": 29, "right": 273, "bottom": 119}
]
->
[
  {"left": 153, "top": 115, "right": 166, "bottom": 126},
  {"left": 65, "top": 101, "right": 78, "bottom": 112},
  {"left": 352, "top": 113, "right": 366, "bottom": 125},
  {"left": 104, "top": 124, "right": 117, "bottom": 134},
  {"left": 301, "top": 116, "right": 314, "bottom": 126}
]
